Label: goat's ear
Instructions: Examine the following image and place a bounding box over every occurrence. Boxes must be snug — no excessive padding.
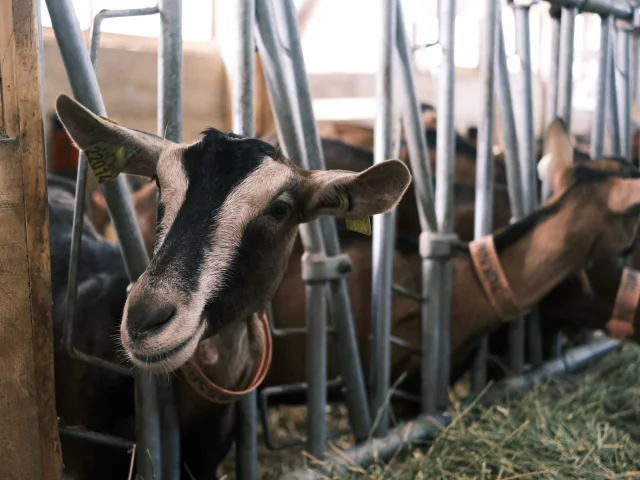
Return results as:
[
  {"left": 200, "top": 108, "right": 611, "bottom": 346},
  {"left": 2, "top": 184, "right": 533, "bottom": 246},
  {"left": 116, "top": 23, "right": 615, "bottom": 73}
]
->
[
  {"left": 607, "top": 178, "right": 640, "bottom": 214},
  {"left": 301, "top": 159, "right": 412, "bottom": 234},
  {"left": 539, "top": 118, "right": 574, "bottom": 193},
  {"left": 55, "top": 94, "right": 172, "bottom": 181}
]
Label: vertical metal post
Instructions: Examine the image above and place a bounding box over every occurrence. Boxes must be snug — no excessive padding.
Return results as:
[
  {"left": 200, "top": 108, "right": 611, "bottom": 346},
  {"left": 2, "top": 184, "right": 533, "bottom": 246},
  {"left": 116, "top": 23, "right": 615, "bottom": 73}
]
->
[
  {"left": 394, "top": 3, "right": 442, "bottom": 418},
  {"left": 260, "top": 1, "right": 328, "bottom": 457},
  {"left": 233, "top": 0, "right": 258, "bottom": 477},
  {"left": 256, "top": 0, "right": 372, "bottom": 451},
  {"left": 271, "top": 0, "right": 372, "bottom": 444},
  {"left": 472, "top": 0, "right": 497, "bottom": 391},
  {"left": 592, "top": 15, "right": 612, "bottom": 159},
  {"left": 607, "top": 29, "right": 622, "bottom": 157},
  {"left": 545, "top": 5, "right": 562, "bottom": 130},
  {"left": 158, "top": 2, "right": 182, "bottom": 479},
  {"left": 544, "top": 8, "right": 564, "bottom": 359},
  {"left": 494, "top": 6, "right": 528, "bottom": 371},
  {"left": 514, "top": 4, "right": 543, "bottom": 370},
  {"left": 617, "top": 25, "right": 632, "bottom": 161},
  {"left": 158, "top": 0, "right": 182, "bottom": 141},
  {"left": 557, "top": 7, "right": 577, "bottom": 131},
  {"left": 304, "top": 267, "right": 328, "bottom": 457},
  {"left": 434, "top": 0, "right": 457, "bottom": 410},
  {"left": 369, "top": 0, "right": 397, "bottom": 438},
  {"left": 45, "top": 1, "right": 161, "bottom": 479},
  {"left": 494, "top": 21, "right": 525, "bottom": 220}
]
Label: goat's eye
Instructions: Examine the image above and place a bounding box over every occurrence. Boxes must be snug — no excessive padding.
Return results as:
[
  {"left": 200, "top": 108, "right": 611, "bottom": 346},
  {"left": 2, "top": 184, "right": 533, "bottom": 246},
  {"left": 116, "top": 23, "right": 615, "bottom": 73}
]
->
[{"left": 269, "top": 201, "right": 291, "bottom": 220}]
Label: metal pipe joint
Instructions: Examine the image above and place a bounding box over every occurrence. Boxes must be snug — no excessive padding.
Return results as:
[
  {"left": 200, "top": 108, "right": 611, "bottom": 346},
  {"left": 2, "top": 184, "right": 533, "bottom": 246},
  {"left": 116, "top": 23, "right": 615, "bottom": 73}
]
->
[
  {"left": 301, "top": 252, "right": 353, "bottom": 282},
  {"left": 419, "top": 232, "right": 460, "bottom": 259}
]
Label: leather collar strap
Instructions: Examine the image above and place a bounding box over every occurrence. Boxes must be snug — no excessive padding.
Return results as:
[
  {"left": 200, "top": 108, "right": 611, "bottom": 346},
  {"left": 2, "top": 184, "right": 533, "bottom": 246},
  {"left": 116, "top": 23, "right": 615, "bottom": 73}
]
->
[
  {"left": 469, "top": 235, "right": 525, "bottom": 321},
  {"left": 606, "top": 268, "right": 640, "bottom": 342},
  {"left": 179, "top": 314, "right": 273, "bottom": 404}
]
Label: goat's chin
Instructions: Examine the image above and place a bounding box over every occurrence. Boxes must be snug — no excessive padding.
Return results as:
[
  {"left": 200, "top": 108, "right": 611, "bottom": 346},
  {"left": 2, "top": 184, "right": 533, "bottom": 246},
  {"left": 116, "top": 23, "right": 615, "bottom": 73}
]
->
[{"left": 125, "top": 322, "right": 206, "bottom": 373}]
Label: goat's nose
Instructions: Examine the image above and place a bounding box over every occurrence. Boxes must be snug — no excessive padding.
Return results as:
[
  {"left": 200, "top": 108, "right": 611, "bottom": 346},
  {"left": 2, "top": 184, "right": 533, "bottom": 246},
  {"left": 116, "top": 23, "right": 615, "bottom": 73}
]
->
[{"left": 127, "top": 303, "right": 175, "bottom": 340}]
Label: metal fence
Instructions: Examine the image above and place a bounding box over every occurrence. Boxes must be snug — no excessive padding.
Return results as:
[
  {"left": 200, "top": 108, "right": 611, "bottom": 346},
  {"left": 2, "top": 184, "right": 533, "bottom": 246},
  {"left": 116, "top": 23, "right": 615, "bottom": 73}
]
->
[{"left": 44, "top": 0, "right": 639, "bottom": 479}]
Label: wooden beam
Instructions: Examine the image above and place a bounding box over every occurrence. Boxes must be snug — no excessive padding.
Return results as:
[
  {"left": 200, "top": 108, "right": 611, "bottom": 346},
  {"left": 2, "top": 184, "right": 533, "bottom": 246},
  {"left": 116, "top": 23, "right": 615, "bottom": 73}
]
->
[{"left": 0, "top": 1, "right": 62, "bottom": 479}]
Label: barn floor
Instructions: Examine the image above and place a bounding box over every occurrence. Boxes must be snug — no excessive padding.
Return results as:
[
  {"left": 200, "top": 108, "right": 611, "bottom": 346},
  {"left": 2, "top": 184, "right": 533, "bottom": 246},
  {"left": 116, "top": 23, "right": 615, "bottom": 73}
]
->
[{"left": 219, "top": 344, "right": 640, "bottom": 479}]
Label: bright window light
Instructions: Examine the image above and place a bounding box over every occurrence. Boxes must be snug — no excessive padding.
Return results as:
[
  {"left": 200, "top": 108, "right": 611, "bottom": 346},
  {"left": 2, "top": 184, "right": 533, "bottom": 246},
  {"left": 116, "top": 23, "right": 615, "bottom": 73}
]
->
[
  {"left": 302, "top": 0, "right": 378, "bottom": 74},
  {"left": 454, "top": 15, "right": 479, "bottom": 68},
  {"left": 502, "top": 10, "right": 516, "bottom": 57}
]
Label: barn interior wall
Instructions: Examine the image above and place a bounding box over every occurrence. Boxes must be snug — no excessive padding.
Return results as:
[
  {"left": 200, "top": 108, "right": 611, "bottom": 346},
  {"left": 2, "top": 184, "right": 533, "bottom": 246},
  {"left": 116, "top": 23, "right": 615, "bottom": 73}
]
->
[{"left": 41, "top": 28, "right": 593, "bottom": 146}]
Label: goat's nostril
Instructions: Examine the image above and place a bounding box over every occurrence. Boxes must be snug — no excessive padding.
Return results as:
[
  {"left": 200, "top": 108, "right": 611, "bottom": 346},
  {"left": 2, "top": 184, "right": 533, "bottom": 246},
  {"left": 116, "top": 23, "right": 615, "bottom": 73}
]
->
[
  {"left": 127, "top": 304, "right": 176, "bottom": 340},
  {"left": 146, "top": 305, "right": 176, "bottom": 330}
]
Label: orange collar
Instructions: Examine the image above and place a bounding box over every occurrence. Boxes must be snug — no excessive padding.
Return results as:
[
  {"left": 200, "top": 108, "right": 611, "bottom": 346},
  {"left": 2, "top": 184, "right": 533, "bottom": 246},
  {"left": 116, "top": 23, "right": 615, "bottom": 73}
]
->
[
  {"left": 469, "top": 235, "right": 525, "bottom": 321},
  {"left": 179, "top": 314, "right": 273, "bottom": 404},
  {"left": 606, "top": 268, "right": 640, "bottom": 342}
]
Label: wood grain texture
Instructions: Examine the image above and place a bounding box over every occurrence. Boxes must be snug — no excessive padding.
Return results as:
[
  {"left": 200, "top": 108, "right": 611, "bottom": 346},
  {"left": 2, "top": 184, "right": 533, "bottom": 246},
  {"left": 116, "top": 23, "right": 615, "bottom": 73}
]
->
[{"left": 0, "top": 1, "right": 61, "bottom": 479}]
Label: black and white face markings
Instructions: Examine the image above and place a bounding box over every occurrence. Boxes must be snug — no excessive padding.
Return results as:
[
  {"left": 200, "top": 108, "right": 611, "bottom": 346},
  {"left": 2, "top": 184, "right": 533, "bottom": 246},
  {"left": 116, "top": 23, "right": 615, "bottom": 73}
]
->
[{"left": 122, "top": 129, "right": 299, "bottom": 372}]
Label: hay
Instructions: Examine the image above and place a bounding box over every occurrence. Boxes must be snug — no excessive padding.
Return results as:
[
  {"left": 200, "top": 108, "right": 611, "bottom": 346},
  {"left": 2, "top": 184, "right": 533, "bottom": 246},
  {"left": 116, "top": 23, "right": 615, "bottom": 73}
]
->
[
  {"left": 332, "top": 344, "right": 640, "bottom": 479},
  {"left": 220, "top": 344, "right": 640, "bottom": 479}
]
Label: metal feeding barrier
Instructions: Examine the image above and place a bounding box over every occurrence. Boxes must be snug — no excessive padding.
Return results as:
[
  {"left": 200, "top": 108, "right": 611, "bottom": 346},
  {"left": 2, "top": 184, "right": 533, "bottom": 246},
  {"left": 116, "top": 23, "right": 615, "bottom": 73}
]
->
[
  {"left": 47, "top": 1, "right": 181, "bottom": 478},
  {"left": 43, "top": 0, "right": 640, "bottom": 479}
]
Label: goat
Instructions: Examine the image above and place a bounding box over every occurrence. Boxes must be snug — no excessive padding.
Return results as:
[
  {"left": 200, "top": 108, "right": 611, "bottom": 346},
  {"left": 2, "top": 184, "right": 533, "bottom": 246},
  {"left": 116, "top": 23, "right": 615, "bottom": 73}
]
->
[{"left": 54, "top": 92, "right": 411, "bottom": 479}]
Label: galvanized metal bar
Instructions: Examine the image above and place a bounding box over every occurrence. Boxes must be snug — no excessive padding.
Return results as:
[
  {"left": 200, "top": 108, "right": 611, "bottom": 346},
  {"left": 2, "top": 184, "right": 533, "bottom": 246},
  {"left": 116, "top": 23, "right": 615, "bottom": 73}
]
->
[
  {"left": 494, "top": 18, "right": 525, "bottom": 219},
  {"left": 45, "top": 1, "right": 160, "bottom": 478},
  {"left": 544, "top": 7, "right": 563, "bottom": 358},
  {"left": 434, "top": 0, "right": 457, "bottom": 411},
  {"left": 394, "top": 5, "right": 438, "bottom": 234},
  {"left": 472, "top": 0, "right": 497, "bottom": 391},
  {"left": 496, "top": 9, "right": 527, "bottom": 371},
  {"left": 233, "top": 0, "right": 259, "bottom": 476},
  {"left": 90, "top": 7, "right": 160, "bottom": 75},
  {"left": 256, "top": 1, "right": 328, "bottom": 458},
  {"left": 304, "top": 271, "right": 328, "bottom": 457},
  {"left": 255, "top": 0, "right": 372, "bottom": 450},
  {"left": 543, "top": 0, "right": 634, "bottom": 20},
  {"left": 514, "top": 6, "right": 538, "bottom": 213},
  {"left": 545, "top": 5, "right": 562, "bottom": 130},
  {"left": 266, "top": 0, "right": 372, "bottom": 440},
  {"left": 557, "top": 7, "right": 577, "bottom": 132},
  {"left": 158, "top": 0, "right": 182, "bottom": 142},
  {"left": 542, "top": 4, "right": 561, "bottom": 206},
  {"left": 592, "top": 15, "right": 613, "bottom": 159},
  {"left": 58, "top": 426, "right": 135, "bottom": 450},
  {"left": 514, "top": 4, "right": 545, "bottom": 372},
  {"left": 157, "top": 3, "right": 182, "bottom": 479},
  {"left": 394, "top": 0, "right": 444, "bottom": 417},
  {"left": 368, "top": 0, "right": 398, "bottom": 438},
  {"left": 607, "top": 28, "right": 622, "bottom": 158},
  {"left": 617, "top": 26, "right": 632, "bottom": 161}
]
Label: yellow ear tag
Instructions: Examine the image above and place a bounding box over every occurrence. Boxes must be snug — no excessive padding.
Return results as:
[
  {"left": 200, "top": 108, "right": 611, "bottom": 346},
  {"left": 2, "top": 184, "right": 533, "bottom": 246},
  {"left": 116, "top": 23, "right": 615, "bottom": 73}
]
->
[
  {"left": 84, "top": 142, "right": 128, "bottom": 184},
  {"left": 337, "top": 191, "right": 372, "bottom": 236},
  {"left": 99, "top": 115, "right": 119, "bottom": 125}
]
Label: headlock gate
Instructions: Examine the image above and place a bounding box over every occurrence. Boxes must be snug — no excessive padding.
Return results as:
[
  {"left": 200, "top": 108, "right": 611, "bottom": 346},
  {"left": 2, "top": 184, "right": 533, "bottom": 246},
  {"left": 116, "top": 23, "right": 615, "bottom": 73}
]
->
[{"left": 42, "top": 0, "right": 640, "bottom": 479}]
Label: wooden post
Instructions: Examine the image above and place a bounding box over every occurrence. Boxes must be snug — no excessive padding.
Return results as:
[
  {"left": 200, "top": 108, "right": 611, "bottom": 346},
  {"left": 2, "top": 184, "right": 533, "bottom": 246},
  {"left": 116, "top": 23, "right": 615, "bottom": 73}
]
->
[{"left": 0, "top": 1, "right": 62, "bottom": 479}]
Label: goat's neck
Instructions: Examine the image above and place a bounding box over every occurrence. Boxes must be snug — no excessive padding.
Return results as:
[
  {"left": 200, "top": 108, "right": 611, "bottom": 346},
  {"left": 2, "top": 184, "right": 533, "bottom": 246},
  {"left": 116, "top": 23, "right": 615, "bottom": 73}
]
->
[
  {"left": 193, "top": 316, "right": 256, "bottom": 390},
  {"left": 451, "top": 209, "right": 594, "bottom": 352}
]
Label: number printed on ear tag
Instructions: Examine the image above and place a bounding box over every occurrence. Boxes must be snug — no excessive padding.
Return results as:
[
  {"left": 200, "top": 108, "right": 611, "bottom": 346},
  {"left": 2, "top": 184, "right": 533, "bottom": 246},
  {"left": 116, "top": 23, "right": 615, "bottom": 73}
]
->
[{"left": 84, "top": 142, "right": 128, "bottom": 183}]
